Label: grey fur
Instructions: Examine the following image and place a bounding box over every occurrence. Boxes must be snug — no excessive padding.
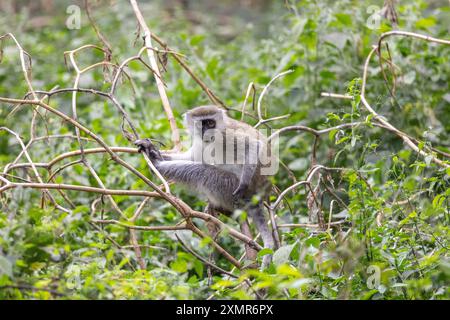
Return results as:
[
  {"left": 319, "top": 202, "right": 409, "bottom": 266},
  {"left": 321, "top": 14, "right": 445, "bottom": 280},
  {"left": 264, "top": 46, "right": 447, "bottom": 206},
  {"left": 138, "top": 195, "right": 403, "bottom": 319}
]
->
[
  {"left": 135, "top": 105, "right": 276, "bottom": 268},
  {"left": 156, "top": 160, "right": 238, "bottom": 212},
  {"left": 155, "top": 158, "right": 274, "bottom": 267}
]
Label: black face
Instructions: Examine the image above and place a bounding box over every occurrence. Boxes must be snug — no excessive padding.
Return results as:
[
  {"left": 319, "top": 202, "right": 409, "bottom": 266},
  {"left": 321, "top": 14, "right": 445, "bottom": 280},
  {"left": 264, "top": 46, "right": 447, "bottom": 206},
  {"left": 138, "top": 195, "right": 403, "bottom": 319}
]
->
[
  {"left": 201, "top": 119, "right": 216, "bottom": 138},
  {"left": 202, "top": 119, "right": 216, "bottom": 129}
]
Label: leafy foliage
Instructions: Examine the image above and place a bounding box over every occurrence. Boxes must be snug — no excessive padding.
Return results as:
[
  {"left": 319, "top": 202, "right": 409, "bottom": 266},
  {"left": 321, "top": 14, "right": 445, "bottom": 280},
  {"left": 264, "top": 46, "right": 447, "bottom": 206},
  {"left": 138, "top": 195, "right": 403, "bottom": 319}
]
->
[{"left": 0, "top": 0, "right": 449, "bottom": 299}]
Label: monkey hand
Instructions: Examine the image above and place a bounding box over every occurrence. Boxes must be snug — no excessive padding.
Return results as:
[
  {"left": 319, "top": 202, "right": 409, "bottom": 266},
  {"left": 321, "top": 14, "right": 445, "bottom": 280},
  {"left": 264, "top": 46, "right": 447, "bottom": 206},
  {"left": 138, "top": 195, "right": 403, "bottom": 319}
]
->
[
  {"left": 134, "top": 138, "right": 163, "bottom": 161},
  {"left": 232, "top": 184, "right": 248, "bottom": 207}
]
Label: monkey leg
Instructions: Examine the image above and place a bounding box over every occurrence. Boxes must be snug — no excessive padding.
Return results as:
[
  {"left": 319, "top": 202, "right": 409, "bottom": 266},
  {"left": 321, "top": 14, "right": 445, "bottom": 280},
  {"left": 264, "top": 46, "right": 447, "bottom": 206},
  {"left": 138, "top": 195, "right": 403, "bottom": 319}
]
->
[
  {"left": 205, "top": 204, "right": 221, "bottom": 241},
  {"left": 205, "top": 204, "right": 221, "bottom": 284},
  {"left": 240, "top": 218, "right": 258, "bottom": 268},
  {"left": 248, "top": 203, "right": 275, "bottom": 270}
]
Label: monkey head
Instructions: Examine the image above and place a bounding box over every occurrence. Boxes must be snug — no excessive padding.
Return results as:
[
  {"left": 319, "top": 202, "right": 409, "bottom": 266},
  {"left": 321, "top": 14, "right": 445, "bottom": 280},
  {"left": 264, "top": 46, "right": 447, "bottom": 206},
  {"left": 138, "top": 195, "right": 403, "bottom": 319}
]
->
[{"left": 184, "top": 105, "right": 227, "bottom": 143}]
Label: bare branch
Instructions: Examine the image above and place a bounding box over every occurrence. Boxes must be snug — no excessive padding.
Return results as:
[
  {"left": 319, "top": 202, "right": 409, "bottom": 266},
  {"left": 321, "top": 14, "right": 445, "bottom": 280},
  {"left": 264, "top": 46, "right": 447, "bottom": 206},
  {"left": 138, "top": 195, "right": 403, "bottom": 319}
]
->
[{"left": 129, "top": 0, "right": 181, "bottom": 150}]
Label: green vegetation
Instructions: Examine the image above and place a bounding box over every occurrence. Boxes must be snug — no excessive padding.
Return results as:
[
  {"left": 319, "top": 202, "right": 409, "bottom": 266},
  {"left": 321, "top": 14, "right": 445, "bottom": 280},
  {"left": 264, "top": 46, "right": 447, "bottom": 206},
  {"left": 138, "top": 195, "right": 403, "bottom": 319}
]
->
[{"left": 0, "top": 0, "right": 449, "bottom": 299}]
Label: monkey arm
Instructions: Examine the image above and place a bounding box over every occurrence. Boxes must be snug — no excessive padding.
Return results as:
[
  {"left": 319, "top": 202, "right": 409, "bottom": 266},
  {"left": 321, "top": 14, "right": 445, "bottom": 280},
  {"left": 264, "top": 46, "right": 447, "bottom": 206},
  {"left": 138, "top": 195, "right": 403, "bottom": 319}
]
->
[
  {"left": 233, "top": 164, "right": 258, "bottom": 198},
  {"left": 156, "top": 160, "right": 239, "bottom": 212},
  {"left": 233, "top": 138, "right": 262, "bottom": 198},
  {"left": 136, "top": 139, "right": 238, "bottom": 211},
  {"left": 160, "top": 149, "right": 193, "bottom": 161}
]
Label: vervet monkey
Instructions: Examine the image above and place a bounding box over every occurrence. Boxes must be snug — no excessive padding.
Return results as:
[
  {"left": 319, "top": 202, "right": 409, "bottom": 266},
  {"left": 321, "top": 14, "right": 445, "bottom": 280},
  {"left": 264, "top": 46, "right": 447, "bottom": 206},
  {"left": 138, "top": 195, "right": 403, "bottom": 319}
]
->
[{"left": 135, "top": 105, "right": 276, "bottom": 268}]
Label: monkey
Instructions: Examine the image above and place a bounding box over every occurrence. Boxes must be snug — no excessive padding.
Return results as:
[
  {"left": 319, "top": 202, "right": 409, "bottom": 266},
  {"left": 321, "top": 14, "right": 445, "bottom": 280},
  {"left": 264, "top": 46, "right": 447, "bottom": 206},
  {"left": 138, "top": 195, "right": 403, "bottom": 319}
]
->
[{"left": 135, "top": 105, "right": 276, "bottom": 268}]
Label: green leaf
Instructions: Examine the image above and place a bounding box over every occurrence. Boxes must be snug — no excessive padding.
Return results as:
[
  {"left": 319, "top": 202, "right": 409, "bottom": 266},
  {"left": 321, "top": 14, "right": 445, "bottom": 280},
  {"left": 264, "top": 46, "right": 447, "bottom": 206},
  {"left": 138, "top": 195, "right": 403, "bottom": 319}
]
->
[
  {"left": 329, "top": 129, "right": 338, "bottom": 142},
  {"left": 258, "top": 248, "right": 274, "bottom": 258},
  {"left": 445, "top": 167, "right": 450, "bottom": 177},
  {"left": 415, "top": 17, "right": 436, "bottom": 29},
  {"left": 0, "top": 256, "right": 12, "bottom": 278},
  {"left": 272, "top": 244, "right": 295, "bottom": 266},
  {"left": 170, "top": 259, "right": 188, "bottom": 273},
  {"left": 335, "top": 13, "right": 352, "bottom": 27},
  {"left": 193, "top": 260, "right": 204, "bottom": 278},
  {"left": 305, "top": 237, "right": 320, "bottom": 248}
]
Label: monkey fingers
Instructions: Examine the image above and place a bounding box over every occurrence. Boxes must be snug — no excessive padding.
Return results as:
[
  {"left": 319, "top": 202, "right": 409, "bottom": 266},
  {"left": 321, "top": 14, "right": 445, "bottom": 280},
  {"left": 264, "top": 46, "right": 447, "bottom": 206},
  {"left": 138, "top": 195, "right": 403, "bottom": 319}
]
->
[{"left": 134, "top": 138, "right": 163, "bottom": 161}]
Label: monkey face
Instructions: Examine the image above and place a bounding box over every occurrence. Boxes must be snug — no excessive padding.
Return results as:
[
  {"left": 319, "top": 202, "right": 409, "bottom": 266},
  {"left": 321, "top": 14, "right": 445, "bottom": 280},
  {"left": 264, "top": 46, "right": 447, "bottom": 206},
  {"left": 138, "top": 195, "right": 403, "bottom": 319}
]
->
[
  {"left": 191, "top": 118, "right": 220, "bottom": 143},
  {"left": 184, "top": 105, "right": 226, "bottom": 139},
  {"left": 201, "top": 119, "right": 216, "bottom": 140}
]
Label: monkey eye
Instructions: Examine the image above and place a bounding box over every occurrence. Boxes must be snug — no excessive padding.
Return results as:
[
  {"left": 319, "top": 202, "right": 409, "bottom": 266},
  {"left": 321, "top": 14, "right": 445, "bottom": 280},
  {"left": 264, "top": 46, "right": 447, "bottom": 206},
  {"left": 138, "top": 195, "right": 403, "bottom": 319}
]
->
[{"left": 203, "top": 119, "right": 216, "bottom": 129}]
